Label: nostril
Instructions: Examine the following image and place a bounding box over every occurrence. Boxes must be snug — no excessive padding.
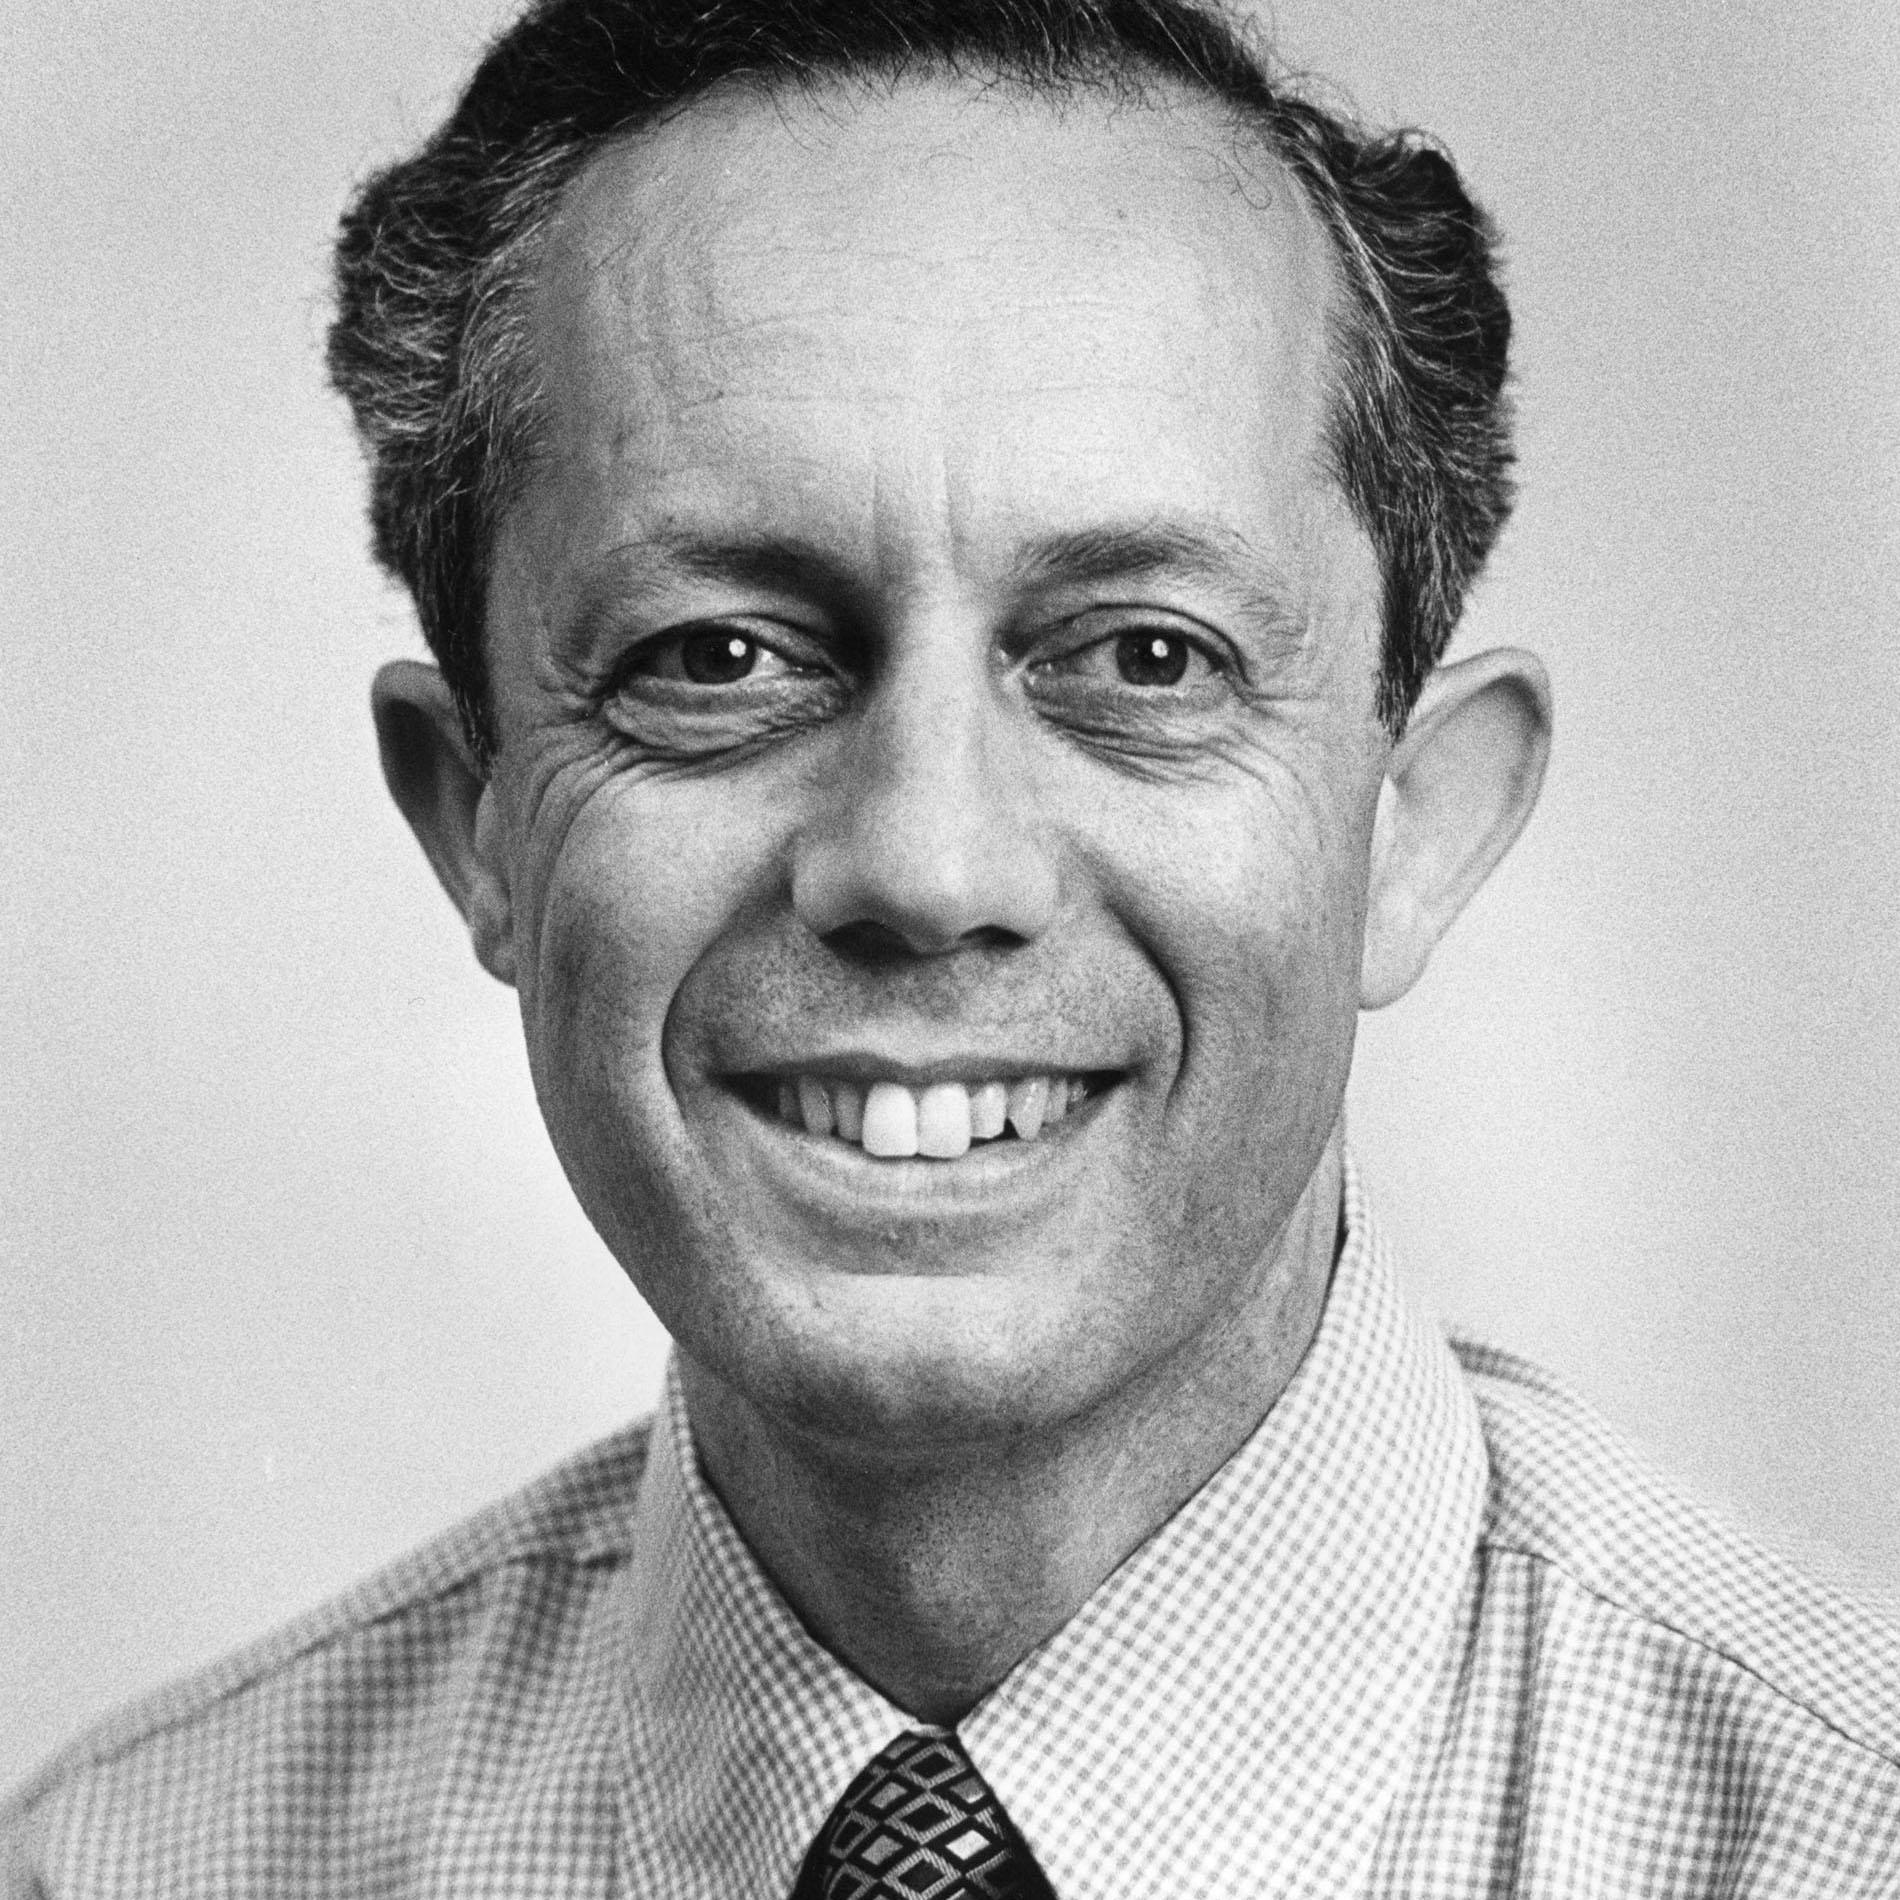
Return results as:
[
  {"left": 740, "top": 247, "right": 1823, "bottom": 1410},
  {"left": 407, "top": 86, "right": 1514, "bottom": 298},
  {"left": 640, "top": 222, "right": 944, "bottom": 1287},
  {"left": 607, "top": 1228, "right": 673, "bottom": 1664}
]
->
[
  {"left": 822, "top": 918, "right": 1026, "bottom": 964},
  {"left": 823, "top": 920, "right": 919, "bottom": 964}
]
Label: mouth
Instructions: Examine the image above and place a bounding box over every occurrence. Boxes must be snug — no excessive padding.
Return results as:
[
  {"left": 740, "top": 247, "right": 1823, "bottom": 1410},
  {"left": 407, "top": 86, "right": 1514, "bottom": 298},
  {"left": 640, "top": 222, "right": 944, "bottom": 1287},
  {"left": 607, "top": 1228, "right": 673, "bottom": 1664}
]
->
[{"left": 727, "top": 1069, "right": 1124, "bottom": 1160}]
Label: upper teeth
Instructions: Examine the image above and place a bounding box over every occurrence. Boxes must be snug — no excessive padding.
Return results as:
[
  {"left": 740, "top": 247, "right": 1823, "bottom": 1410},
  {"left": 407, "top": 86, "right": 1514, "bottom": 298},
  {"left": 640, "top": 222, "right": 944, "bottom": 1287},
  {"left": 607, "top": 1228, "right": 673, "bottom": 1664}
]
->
[{"left": 773, "top": 1075, "right": 1087, "bottom": 1158}]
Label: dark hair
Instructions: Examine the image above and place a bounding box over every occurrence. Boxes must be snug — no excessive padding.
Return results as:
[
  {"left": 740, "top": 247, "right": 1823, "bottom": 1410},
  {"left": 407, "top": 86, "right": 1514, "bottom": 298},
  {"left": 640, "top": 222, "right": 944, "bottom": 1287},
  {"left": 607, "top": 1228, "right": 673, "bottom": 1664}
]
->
[{"left": 328, "top": 0, "right": 1514, "bottom": 762}]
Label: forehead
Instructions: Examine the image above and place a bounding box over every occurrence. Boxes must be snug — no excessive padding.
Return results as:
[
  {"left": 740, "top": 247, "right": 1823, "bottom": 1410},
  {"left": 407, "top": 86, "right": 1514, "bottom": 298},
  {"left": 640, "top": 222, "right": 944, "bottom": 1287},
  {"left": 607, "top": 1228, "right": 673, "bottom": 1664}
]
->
[{"left": 514, "top": 72, "right": 1355, "bottom": 597}]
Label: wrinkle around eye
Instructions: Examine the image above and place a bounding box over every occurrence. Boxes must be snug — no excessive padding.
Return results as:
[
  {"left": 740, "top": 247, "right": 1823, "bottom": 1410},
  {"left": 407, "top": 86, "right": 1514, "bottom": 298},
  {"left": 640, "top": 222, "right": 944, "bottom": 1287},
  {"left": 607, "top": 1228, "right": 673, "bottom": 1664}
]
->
[
  {"left": 602, "top": 665, "right": 849, "bottom": 763},
  {"left": 1019, "top": 642, "right": 1316, "bottom": 786},
  {"left": 593, "top": 615, "right": 851, "bottom": 759},
  {"left": 1022, "top": 630, "right": 1236, "bottom": 741},
  {"left": 1041, "top": 699, "right": 1324, "bottom": 793}
]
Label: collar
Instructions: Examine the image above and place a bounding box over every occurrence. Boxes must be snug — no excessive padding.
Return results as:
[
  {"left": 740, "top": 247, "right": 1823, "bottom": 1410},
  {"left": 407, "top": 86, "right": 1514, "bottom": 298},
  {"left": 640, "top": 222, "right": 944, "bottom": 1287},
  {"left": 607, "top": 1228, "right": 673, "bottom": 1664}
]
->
[{"left": 612, "top": 1156, "right": 1490, "bottom": 1899}]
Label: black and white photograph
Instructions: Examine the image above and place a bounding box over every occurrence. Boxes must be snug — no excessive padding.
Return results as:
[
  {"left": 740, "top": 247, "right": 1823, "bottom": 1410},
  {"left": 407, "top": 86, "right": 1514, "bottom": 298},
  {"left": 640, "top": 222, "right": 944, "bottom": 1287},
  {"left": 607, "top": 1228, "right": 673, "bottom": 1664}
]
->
[{"left": 5, "top": 0, "right": 1897, "bottom": 1891}]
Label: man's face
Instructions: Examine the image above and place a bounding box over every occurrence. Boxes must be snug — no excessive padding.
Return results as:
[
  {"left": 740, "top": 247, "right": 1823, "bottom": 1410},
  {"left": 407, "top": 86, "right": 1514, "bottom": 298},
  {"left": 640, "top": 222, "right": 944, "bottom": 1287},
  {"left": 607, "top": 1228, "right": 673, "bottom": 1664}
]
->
[{"left": 478, "top": 75, "right": 1390, "bottom": 1450}]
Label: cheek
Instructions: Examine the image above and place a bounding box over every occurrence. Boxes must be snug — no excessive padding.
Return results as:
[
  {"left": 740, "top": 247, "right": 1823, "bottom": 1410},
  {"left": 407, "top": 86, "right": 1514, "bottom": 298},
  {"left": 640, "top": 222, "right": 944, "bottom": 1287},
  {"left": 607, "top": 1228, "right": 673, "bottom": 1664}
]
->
[
  {"left": 1092, "top": 744, "right": 1374, "bottom": 1141},
  {"left": 514, "top": 774, "right": 778, "bottom": 1126}
]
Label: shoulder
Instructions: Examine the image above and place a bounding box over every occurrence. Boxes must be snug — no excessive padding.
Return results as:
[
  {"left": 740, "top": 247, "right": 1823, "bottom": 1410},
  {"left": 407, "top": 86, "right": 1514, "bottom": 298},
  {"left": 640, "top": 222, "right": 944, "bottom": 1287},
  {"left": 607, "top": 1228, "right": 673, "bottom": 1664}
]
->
[
  {"left": 1453, "top": 1335, "right": 1900, "bottom": 1770},
  {"left": 1, "top": 1419, "right": 652, "bottom": 1885}
]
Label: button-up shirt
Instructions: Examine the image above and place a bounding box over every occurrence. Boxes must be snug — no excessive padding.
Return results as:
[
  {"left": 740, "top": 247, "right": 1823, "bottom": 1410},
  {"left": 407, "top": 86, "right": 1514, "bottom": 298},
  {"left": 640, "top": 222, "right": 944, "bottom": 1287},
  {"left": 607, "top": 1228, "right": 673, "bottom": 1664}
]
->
[{"left": 8, "top": 1163, "right": 1900, "bottom": 1895}]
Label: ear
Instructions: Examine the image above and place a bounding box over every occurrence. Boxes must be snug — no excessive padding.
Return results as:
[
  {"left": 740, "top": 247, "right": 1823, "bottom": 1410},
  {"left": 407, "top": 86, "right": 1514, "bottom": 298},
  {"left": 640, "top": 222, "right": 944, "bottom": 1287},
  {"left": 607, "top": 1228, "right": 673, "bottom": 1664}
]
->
[
  {"left": 371, "top": 660, "right": 517, "bottom": 986},
  {"left": 1360, "top": 647, "right": 1551, "bottom": 1010}
]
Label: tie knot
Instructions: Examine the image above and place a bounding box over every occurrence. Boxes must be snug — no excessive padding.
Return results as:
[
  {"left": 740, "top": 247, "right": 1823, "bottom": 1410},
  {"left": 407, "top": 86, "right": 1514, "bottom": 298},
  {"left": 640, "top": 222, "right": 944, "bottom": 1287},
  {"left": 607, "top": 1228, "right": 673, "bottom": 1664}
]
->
[{"left": 793, "top": 1729, "right": 1055, "bottom": 1900}]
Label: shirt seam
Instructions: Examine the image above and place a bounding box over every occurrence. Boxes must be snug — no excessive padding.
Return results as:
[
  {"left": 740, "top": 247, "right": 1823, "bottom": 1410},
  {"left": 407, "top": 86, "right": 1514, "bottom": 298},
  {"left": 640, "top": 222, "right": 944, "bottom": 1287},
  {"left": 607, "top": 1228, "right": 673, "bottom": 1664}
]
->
[
  {"left": 1477, "top": 1534, "right": 1900, "bottom": 1776},
  {"left": 5, "top": 1543, "right": 626, "bottom": 1820}
]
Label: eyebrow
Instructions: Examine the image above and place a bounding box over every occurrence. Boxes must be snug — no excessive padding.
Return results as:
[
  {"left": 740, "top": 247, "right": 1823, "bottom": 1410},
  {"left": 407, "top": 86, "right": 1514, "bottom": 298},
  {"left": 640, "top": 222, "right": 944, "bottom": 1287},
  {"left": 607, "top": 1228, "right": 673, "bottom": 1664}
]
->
[
  {"left": 632, "top": 528, "right": 847, "bottom": 597},
  {"left": 1007, "top": 521, "right": 1305, "bottom": 629},
  {"left": 1011, "top": 521, "right": 1259, "bottom": 590}
]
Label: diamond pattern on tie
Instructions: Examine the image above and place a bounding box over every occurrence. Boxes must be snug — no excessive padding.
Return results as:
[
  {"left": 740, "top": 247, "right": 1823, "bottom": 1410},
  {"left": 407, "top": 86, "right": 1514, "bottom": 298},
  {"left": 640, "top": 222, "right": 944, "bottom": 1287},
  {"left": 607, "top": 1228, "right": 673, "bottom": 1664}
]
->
[{"left": 793, "top": 1729, "right": 1057, "bottom": 1900}]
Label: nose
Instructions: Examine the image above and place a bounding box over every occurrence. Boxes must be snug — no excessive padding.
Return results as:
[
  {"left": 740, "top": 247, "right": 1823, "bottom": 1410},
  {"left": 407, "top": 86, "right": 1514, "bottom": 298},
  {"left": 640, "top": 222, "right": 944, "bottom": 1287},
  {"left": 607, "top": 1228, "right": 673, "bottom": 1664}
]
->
[{"left": 791, "top": 648, "right": 1060, "bottom": 957}]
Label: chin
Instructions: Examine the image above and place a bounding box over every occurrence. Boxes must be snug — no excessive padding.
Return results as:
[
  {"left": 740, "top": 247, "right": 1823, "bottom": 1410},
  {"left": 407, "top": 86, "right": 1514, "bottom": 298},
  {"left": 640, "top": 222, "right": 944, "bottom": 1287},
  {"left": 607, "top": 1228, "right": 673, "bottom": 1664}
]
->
[{"left": 700, "top": 1266, "right": 1152, "bottom": 1460}]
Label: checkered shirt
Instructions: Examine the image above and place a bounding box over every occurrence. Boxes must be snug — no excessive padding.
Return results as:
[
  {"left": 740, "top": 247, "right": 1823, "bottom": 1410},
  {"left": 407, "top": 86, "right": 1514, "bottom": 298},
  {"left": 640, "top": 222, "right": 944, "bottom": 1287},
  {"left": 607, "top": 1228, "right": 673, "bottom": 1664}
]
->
[{"left": 8, "top": 1161, "right": 1900, "bottom": 1896}]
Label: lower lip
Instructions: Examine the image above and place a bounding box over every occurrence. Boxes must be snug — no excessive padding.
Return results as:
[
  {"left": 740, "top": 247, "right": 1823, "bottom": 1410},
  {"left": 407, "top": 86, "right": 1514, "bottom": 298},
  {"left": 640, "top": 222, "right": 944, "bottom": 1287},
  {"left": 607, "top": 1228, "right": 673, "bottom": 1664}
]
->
[{"left": 703, "top": 1078, "right": 1125, "bottom": 1226}]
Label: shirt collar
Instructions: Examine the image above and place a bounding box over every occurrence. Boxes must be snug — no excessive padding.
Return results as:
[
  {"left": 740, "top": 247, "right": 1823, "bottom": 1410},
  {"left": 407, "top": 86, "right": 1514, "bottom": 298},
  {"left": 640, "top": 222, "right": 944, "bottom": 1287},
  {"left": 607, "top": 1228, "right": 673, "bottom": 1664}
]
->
[{"left": 613, "top": 1155, "right": 1489, "bottom": 1900}]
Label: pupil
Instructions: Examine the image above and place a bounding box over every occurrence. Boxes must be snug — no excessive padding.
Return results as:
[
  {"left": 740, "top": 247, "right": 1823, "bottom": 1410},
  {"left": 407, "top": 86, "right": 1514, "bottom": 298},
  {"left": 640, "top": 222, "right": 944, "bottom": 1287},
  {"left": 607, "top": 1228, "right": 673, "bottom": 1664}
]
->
[
  {"left": 1115, "top": 630, "right": 1190, "bottom": 687},
  {"left": 681, "top": 631, "right": 757, "bottom": 685}
]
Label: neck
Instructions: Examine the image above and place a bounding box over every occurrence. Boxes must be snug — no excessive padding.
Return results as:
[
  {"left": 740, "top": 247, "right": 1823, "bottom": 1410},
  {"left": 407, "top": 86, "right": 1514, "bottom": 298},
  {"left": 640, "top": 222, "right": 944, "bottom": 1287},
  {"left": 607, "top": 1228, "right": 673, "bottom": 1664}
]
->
[
  {"left": 676, "top": 1132, "right": 1345, "bottom": 1732},
  {"left": 680, "top": 1140, "right": 1344, "bottom": 1725}
]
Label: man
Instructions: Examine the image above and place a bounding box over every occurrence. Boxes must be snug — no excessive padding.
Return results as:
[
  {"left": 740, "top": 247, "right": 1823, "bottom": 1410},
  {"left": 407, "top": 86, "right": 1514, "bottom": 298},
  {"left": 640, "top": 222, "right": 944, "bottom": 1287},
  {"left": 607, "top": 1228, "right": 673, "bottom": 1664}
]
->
[{"left": 6, "top": 0, "right": 1897, "bottom": 1892}]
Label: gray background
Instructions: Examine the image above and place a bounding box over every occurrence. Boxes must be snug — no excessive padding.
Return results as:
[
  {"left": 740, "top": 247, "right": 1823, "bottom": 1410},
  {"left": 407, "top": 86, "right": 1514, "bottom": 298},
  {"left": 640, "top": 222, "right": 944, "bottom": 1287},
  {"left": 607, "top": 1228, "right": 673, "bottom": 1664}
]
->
[{"left": 3, "top": 0, "right": 1896, "bottom": 1788}]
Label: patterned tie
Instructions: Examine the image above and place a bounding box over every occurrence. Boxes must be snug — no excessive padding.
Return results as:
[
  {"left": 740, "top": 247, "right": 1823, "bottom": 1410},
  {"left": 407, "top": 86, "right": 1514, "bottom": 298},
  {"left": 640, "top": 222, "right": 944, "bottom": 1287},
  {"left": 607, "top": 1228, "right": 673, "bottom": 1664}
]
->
[{"left": 791, "top": 1728, "right": 1058, "bottom": 1900}]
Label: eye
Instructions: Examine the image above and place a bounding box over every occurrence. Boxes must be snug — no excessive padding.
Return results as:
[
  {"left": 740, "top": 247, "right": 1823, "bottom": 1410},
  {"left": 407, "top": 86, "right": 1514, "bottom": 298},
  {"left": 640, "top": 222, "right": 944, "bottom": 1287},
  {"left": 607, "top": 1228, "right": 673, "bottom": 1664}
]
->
[
  {"left": 626, "top": 627, "right": 780, "bottom": 686},
  {"left": 1113, "top": 629, "right": 1192, "bottom": 688},
  {"left": 600, "top": 617, "right": 848, "bottom": 756},
  {"left": 682, "top": 629, "right": 758, "bottom": 684},
  {"left": 1032, "top": 621, "right": 1224, "bottom": 692},
  {"left": 609, "top": 619, "right": 841, "bottom": 697}
]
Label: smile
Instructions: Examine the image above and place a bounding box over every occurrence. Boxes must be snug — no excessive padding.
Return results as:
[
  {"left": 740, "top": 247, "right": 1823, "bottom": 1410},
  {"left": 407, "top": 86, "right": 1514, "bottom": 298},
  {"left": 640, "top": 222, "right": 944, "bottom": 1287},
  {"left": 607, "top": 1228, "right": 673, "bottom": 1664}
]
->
[{"left": 738, "top": 1072, "right": 1119, "bottom": 1159}]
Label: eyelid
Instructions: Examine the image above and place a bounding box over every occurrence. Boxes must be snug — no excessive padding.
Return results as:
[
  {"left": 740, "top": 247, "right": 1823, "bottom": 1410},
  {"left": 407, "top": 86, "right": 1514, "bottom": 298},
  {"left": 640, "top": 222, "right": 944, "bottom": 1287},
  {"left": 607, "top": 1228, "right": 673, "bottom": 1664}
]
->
[
  {"left": 1028, "top": 609, "right": 1234, "bottom": 677},
  {"left": 610, "top": 615, "right": 837, "bottom": 686}
]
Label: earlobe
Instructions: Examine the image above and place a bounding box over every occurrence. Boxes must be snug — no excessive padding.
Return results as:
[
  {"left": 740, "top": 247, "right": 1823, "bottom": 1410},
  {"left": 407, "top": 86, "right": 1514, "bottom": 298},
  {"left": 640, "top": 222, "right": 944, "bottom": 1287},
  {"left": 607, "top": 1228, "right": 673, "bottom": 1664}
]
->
[
  {"left": 371, "top": 660, "right": 518, "bottom": 986},
  {"left": 1360, "top": 647, "right": 1552, "bottom": 1010}
]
